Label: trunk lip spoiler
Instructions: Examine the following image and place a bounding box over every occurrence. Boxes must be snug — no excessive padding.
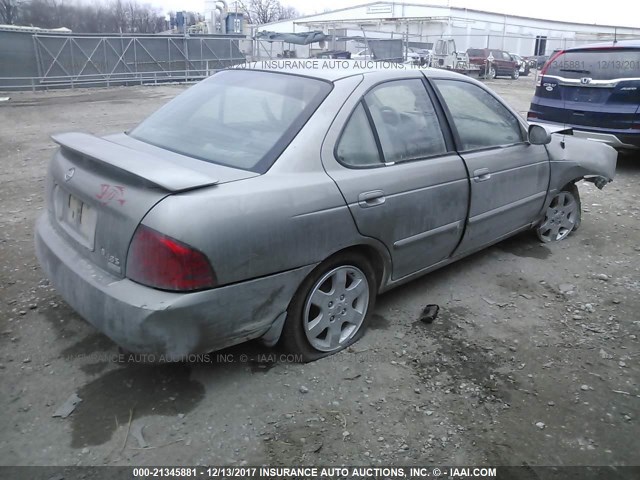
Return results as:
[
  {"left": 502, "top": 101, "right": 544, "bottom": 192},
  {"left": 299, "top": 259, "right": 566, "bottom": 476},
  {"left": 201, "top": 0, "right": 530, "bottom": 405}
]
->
[{"left": 51, "top": 132, "right": 219, "bottom": 193}]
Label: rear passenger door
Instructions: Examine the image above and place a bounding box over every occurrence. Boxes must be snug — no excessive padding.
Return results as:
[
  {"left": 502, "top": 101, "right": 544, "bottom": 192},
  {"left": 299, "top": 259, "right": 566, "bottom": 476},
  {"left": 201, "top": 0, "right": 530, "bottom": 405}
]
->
[
  {"left": 431, "top": 79, "right": 550, "bottom": 255},
  {"left": 321, "top": 77, "right": 469, "bottom": 280}
]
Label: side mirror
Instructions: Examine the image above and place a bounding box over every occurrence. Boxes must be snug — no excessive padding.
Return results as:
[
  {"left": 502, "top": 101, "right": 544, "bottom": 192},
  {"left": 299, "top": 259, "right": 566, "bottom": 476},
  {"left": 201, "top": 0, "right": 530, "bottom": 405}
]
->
[{"left": 528, "top": 124, "right": 552, "bottom": 145}]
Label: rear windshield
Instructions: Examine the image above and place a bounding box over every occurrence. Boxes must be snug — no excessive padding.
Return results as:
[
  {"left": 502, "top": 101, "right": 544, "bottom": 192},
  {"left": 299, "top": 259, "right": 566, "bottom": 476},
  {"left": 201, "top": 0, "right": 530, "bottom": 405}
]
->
[
  {"left": 130, "top": 70, "right": 332, "bottom": 173},
  {"left": 545, "top": 48, "right": 640, "bottom": 80},
  {"left": 467, "top": 49, "right": 485, "bottom": 57}
]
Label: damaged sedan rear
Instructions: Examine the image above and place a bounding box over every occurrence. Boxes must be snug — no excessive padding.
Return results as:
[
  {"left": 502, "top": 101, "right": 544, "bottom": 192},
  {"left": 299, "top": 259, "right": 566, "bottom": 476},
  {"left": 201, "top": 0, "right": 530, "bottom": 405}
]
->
[{"left": 35, "top": 64, "right": 617, "bottom": 362}]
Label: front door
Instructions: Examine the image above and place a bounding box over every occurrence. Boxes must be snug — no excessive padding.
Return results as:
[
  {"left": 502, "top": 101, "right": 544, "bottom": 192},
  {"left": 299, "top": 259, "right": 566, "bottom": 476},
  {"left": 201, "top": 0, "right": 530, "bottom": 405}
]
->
[
  {"left": 430, "top": 78, "right": 550, "bottom": 255},
  {"left": 321, "top": 77, "right": 470, "bottom": 280}
]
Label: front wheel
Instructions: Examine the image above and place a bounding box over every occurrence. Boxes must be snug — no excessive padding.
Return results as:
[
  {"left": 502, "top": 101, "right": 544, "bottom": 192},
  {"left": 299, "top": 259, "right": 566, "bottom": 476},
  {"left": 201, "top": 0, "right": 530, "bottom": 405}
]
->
[
  {"left": 280, "top": 252, "right": 376, "bottom": 362},
  {"left": 536, "top": 185, "right": 581, "bottom": 242}
]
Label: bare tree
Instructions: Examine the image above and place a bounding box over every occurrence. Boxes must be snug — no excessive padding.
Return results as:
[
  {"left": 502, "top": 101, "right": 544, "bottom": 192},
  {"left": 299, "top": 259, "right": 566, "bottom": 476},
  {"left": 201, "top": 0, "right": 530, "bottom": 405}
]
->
[
  {"left": 238, "top": 0, "right": 298, "bottom": 25},
  {"left": 0, "top": 0, "right": 19, "bottom": 24},
  {"left": 15, "top": 0, "right": 167, "bottom": 33}
]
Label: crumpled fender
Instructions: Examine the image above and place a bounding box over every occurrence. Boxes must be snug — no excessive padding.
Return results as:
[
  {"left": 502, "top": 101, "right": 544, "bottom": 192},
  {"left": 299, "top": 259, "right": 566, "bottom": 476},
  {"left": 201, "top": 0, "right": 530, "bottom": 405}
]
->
[{"left": 545, "top": 134, "right": 617, "bottom": 191}]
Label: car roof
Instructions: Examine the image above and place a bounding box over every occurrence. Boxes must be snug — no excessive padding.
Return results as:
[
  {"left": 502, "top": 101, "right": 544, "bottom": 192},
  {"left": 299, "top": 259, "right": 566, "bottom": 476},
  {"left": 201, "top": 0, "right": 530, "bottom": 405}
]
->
[
  {"left": 564, "top": 39, "right": 640, "bottom": 51},
  {"left": 232, "top": 60, "right": 466, "bottom": 82}
]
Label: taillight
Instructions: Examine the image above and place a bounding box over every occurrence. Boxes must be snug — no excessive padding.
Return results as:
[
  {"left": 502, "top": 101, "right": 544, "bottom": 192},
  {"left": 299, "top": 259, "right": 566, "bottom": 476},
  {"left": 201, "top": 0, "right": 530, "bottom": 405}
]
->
[{"left": 126, "top": 225, "right": 216, "bottom": 291}]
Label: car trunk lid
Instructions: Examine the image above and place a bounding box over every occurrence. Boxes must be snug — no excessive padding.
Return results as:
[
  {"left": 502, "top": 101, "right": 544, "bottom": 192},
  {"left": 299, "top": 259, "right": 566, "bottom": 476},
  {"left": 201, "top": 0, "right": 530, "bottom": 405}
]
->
[{"left": 46, "top": 132, "right": 258, "bottom": 277}]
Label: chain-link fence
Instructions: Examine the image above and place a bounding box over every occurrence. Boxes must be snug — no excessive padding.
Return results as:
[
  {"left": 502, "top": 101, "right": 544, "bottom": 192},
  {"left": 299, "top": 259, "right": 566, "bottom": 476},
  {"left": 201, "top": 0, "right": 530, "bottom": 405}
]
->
[{"left": 0, "top": 28, "right": 247, "bottom": 91}]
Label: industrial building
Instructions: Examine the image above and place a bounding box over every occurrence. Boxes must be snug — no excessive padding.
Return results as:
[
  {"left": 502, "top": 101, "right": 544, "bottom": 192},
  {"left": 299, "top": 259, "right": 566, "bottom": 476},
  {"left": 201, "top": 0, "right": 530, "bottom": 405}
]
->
[{"left": 253, "top": 1, "right": 640, "bottom": 60}]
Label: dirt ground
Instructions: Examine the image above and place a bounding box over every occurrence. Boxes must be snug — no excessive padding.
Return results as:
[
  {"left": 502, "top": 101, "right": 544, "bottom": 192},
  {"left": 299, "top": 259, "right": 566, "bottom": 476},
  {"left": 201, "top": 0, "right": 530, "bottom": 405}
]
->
[{"left": 0, "top": 74, "right": 638, "bottom": 470}]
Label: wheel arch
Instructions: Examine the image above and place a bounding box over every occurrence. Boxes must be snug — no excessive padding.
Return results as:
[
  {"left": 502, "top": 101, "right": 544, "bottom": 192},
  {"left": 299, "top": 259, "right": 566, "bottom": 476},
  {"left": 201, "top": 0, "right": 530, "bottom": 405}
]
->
[{"left": 330, "top": 244, "right": 389, "bottom": 293}]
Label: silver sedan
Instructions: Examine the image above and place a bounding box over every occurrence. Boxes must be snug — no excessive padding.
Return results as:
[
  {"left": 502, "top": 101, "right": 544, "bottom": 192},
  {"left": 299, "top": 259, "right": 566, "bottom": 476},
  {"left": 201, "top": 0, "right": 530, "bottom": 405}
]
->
[{"left": 35, "top": 63, "right": 617, "bottom": 362}]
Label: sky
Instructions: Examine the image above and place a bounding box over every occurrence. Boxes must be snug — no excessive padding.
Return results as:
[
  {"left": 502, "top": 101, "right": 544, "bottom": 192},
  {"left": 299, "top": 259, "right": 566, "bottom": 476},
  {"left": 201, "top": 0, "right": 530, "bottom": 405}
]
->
[{"left": 150, "top": 0, "right": 640, "bottom": 29}]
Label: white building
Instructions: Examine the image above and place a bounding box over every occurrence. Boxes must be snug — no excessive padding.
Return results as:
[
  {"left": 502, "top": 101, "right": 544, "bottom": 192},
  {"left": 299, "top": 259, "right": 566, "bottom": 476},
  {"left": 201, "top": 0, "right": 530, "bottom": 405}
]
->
[{"left": 253, "top": 1, "right": 640, "bottom": 59}]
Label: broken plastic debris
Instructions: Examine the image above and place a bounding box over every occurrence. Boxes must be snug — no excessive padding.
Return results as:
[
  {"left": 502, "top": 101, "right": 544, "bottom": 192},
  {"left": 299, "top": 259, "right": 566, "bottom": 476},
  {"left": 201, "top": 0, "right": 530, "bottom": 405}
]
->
[
  {"left": 131, "top": 422, "right": 148, "bottom": 448},
  {"left": 419, "top": 304, "right": 439, "bottom": 324},
  {"left": 52, "top": 393, "right": 82, "bottom": 418}
]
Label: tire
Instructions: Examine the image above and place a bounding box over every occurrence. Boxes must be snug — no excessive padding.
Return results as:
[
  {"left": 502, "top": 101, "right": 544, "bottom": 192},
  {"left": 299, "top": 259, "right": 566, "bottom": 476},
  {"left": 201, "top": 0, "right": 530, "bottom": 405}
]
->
[
  {"left": 483, "top": 65, "right": 496, "bottom": 80},
  {"left": 511, "top": 68, "right": 520, "bottom": 80},
  {"left": 536, "top": 184, "right": 581, "bottom": 242},
  {"left": 280, "top": 252, "right": 376, "bottom": 362}
]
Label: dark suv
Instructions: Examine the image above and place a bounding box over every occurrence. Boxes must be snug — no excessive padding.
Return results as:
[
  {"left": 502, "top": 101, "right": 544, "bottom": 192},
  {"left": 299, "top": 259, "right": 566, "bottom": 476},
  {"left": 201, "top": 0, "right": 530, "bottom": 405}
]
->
[
  {"left": 467, "top": 48, "right": 520, "bottom": 79},
  {"left": 528, "top": 41, "right": 640, "bottom": 151}
]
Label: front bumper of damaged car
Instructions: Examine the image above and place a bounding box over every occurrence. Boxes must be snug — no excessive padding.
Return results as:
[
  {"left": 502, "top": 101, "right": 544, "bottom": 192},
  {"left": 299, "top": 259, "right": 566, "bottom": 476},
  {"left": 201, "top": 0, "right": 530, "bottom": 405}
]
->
[{"left": 35, "top": 212, "right": 315, "bottom": 359}]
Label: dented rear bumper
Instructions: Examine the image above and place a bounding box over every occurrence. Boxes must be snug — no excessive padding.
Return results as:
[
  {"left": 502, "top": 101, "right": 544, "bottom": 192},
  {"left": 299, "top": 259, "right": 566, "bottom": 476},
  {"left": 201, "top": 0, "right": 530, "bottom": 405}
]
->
[{"left": 35, "top": 213, "right": 314, "bottom": 358}]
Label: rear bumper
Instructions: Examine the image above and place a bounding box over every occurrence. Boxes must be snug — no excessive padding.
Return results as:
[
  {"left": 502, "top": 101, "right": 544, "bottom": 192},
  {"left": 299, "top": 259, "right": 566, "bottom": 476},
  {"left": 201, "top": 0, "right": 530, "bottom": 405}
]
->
[
  {"left": 529, "top": 119, "right": 640, "bottom": 150},
  {"left": 35, "top": 213, "right": 315, "bottom": 358}
]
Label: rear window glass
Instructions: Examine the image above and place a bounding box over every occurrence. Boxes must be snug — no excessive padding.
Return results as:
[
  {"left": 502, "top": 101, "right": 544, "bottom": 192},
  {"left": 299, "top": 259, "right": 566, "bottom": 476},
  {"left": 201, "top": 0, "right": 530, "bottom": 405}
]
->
[
  {"left": 467, "top": 49, "right": 485, "bottom": 57},
  {"left": 545, "top": 48, "right": 640, "bottom": 80},
  {"left": 130, "top": 70, "right": 331, "bottom": 173}
]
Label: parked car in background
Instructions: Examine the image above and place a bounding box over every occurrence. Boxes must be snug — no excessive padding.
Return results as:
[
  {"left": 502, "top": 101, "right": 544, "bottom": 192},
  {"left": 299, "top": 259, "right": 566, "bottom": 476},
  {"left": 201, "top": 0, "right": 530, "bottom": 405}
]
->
[
  {"left": 467, "top": 48, "right": 520, "bottom": 79},
  {"left": 315, "top": 50, "right": 352, "bottom": 59},
  {"left": 525, "top": 54, "right": 550, "bottom": 69},
  {"left": 528, "top": 40, "right": 640, "bottom": 151},
  {"left": 407, "top": 47, "right": 431, "bottom": 66},
  {"left": 35, "top": 62, "right": 616, "bottom": 363},
  {"left": 510, "top": 53, "right": 531, "bottom": 76},
  {"left": 352, "top": 48, "right": 371, "bottom": 60}
]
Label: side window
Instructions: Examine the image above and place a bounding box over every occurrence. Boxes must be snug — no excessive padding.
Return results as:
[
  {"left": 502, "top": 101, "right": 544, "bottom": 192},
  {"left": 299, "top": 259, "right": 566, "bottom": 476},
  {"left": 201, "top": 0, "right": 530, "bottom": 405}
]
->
[
  {"left": 364, "top": 80, "right": 447, "bottom": 163},
  {"left": 335, "top": 102, "right": 383, "bottom": 167},
  {"left": 433, "top": 79, "right": 524, "bottom": 151}
]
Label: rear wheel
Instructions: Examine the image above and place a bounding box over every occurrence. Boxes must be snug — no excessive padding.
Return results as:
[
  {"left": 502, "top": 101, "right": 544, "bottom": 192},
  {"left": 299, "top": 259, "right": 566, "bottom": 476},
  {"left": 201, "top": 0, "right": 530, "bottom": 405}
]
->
[
  {"left": 511, "top": 68, "right": 520, "bottom": 80},
  {"left": 280, "top": 252, "right": 376, "bottom": 362},
  {"left": 484, "top": 65, "right": 496, "bottom": 80},
  {"left": 536, "top": 185, "right": 581, "bottom": 242}
]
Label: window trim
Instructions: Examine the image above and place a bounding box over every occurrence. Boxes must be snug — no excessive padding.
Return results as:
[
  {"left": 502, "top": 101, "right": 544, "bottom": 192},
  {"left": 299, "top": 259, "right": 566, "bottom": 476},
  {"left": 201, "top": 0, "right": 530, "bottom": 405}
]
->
[
  {"left": 333, "top": 78, "right": 454, "bottom": 169},
  {"left": 429, "top": 78, "right": 527, "bottom": 154},
  {"left": 333, "top": 100, "right": 386, "bottom": 169}
]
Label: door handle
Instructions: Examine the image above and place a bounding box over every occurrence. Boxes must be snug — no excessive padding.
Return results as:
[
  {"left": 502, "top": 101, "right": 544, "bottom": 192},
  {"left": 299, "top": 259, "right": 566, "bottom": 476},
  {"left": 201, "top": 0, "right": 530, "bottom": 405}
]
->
[
  {"left": 358, "top": 190, "right": 385, "bottom": 208},
  {"left": 473, "top": 168, "right": 491, "bottom": 182}
]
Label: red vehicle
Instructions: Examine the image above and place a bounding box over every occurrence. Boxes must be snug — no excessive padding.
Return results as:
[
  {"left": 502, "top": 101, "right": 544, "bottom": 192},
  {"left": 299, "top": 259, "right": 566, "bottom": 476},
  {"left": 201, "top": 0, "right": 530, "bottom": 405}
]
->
[{"left": 467, "top": 48, "right": 520, "bottom": 80}]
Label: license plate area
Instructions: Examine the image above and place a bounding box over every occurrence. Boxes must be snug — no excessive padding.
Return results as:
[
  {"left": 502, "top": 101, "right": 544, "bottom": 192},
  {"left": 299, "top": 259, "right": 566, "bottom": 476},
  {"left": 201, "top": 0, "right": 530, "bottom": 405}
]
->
[
  {"left": 568, "top": 86, "right": 607, "bottom": 103},
  {"left": 54, "top": 185, "right": 98, "bottom": 250}
]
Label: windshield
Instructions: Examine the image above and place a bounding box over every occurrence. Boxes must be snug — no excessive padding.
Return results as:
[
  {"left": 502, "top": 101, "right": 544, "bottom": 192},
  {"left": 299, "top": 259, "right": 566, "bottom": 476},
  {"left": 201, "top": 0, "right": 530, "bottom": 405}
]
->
[
  {"left": 130, "top": 70, "right": 332, "bottom": 173},
  {"left": 545, "top": 48, "right": 640, "bottom": 80},
  {"left": 467, "top": 49, "right": 485, "bottom": 57}
]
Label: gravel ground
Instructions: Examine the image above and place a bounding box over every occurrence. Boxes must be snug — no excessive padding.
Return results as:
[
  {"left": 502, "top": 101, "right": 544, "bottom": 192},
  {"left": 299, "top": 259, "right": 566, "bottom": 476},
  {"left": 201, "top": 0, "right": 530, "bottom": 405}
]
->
[{"left": 0, "top": 75, "right": 638, "bottom": 469}]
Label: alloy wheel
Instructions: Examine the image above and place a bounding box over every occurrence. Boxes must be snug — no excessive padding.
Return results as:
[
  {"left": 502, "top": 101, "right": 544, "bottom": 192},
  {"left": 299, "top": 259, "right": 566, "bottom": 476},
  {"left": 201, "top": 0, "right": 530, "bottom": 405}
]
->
[
  {"left": 303, "top": 265, "right": 370, "bottom": 352},
  {"left": 537, "top": 191, "right": 579, "bottom": 242}
]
